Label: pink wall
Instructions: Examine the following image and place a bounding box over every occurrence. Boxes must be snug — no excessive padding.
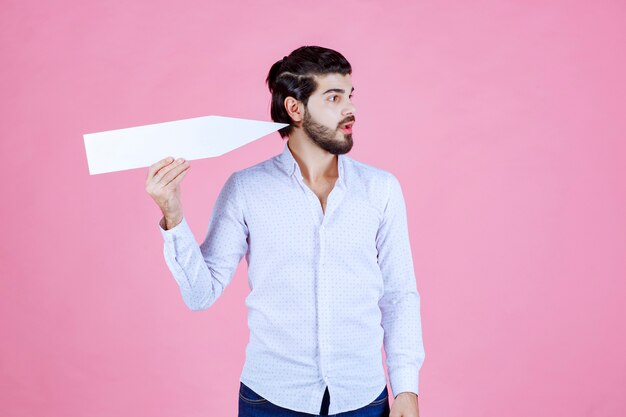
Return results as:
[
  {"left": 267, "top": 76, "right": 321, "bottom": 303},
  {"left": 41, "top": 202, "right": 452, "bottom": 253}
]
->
[{"left": 1, "top": 1, "right": 625, "bottom": 416}]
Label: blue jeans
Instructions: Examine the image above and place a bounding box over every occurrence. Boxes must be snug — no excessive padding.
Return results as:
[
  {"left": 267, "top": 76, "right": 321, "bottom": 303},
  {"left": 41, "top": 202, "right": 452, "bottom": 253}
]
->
[{"left": 238, "top": 381, "right": 390, "bottom": 417}]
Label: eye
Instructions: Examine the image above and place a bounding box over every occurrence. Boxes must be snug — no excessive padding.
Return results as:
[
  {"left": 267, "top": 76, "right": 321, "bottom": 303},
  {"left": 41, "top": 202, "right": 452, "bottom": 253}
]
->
[{"left": 329, "top": 95, "right": 340, "bottom": 102}]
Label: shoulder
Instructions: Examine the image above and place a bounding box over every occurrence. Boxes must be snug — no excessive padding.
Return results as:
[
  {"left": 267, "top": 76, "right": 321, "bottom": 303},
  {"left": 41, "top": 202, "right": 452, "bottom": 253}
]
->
[
  {"left": 343, "top": 155, "right": 400, "bottom": 191},
  {"left": 227, "top": 154, "right": 283, "bottom": 190}
]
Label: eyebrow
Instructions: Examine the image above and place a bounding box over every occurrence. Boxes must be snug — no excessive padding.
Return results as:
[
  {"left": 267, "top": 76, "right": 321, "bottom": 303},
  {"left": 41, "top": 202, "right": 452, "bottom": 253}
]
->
[{"left": 322, "top": 87, "right": 355, "bottom": 95}]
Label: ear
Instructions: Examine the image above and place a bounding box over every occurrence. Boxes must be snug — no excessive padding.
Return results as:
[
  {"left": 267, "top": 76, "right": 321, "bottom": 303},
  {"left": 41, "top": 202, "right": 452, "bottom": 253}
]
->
[{"left": 284, "top": 96, "right": 304, "bottom": 124}]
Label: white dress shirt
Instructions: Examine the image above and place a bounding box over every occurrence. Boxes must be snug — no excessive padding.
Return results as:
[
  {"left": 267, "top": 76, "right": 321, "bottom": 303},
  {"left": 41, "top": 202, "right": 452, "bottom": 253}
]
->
[{"left": 158, "top": 141, "right": 425, "bottom": 415}]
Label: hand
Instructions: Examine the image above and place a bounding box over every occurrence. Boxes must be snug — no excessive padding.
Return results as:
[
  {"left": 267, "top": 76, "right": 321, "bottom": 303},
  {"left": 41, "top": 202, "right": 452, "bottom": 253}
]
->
[
  {"left": 145, "top": 156, "right": 190, "bottom": 228},
  {"left": 390, "top": 392, "right": 419, "bottom": 417}
]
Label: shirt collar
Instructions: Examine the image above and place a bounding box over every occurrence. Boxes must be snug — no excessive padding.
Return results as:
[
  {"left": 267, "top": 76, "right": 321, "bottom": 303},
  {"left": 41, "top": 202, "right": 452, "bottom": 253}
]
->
[{"left": 276, "top": 141, "right": 345, "bottom": 181}]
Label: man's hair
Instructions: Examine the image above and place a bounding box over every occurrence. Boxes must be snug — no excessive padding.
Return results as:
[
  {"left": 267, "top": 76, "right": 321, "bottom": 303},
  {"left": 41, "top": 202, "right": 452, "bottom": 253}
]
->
[{"left": 266, "top": 46, "right": 352, "bottom": 138}]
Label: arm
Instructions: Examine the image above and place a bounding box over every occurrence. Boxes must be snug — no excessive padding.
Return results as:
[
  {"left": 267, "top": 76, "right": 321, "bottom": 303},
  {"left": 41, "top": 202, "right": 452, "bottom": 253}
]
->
[
  {"left": 376, "top": 173, "right": 426, "bottom": 399},
  {"left": 158, "top": 172, "right": 249, "bottom": 311}
]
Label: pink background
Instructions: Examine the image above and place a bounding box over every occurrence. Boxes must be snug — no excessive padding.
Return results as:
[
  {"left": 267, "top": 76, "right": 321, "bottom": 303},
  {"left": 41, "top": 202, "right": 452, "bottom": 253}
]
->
[{"left": 1, "top": 1, "right": 625, "bottom": 416}]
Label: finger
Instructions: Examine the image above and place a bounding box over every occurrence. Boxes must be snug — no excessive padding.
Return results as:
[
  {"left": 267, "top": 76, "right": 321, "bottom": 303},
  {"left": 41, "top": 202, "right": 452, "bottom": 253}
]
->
[
  {"left": 153, "top": 158, "right": 186, "bottom": 184},
  {"left": 158, "top": 160, "right": 189, "bottom": 187},
  {"left": 164, "top": 164, "right": 190, "bottom": 189},
  {"left": 147, "top": 156, "right": 174, "bottom": 181}
]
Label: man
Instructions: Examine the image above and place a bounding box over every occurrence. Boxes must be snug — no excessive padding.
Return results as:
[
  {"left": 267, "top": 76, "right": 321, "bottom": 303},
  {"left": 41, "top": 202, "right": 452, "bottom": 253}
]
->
[{"left": 145, "top": 46, "right": 425, "bottom": 417}]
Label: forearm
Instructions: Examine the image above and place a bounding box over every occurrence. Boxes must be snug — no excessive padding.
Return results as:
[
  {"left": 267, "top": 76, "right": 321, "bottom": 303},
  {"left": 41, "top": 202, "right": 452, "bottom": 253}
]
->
[
  {"left": 380, "top": 289, "right": 425, "bottom": 398},
  {"left": 160, "top": 216, "right": 220, "bottom": 310},
  {"left": 162, "top": 212, "right": 183, "bottom": 230}
]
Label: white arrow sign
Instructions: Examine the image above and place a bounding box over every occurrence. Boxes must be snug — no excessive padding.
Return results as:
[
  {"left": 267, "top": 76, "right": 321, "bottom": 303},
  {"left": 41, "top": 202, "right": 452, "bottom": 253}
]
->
[{"left": 83, "top": 115, "right": 288, "bottom": 175}]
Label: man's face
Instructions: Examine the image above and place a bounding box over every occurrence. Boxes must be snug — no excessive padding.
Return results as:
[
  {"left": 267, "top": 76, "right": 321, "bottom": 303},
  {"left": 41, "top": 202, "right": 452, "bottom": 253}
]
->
[{"left": 301, "top": 73, "right": 356, "bottom": 155}]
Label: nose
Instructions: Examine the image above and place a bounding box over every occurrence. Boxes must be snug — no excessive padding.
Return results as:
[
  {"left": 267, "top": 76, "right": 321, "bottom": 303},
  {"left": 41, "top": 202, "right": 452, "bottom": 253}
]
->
[{"left": 343, "top": 101, "right": 357, "bottom": 118}]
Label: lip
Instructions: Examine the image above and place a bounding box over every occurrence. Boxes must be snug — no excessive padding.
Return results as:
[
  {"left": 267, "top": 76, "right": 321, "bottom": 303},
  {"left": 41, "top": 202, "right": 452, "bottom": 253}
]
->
[{"left": 340, "top": 122, "right": 354, "bottom": 133}]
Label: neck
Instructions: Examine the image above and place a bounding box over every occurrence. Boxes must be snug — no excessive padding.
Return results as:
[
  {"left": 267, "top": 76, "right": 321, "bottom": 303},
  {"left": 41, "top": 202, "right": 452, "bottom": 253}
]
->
[{"left": 286, "top": 133, "right": 338, "bottom": 183}]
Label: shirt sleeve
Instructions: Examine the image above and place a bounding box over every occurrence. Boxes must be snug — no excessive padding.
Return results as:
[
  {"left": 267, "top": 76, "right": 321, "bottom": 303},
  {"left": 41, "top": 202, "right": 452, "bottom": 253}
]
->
[
  {"left": 158, "top": 172, "right": 249, "bottom": 311},
  {"left": 376, "top": 173, "right": 426, "bottom": 397}
]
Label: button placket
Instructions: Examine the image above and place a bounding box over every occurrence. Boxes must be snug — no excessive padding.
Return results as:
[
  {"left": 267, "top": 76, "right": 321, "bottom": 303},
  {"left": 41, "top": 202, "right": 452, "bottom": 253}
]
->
[
  {"left": 318, "top": 221, "right": 334, "bottom": 384},
  {"left": 292, "top": 169, "right": 338, "bottom": 384},
  {"left": 317, "top": 223, "right": 328, "bottom": 380}
]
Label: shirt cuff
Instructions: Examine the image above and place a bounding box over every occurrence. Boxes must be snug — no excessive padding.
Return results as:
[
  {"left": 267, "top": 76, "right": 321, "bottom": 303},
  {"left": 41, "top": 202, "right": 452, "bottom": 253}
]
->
[{"left": 389, "top": 366, "right": 420, "bottom": 398}]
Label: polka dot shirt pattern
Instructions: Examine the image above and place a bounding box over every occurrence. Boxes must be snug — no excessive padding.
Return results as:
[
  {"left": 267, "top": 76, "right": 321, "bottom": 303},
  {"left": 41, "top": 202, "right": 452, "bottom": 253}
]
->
[{"left": 158, "top": 142, "right": 425, "bottom": 415}]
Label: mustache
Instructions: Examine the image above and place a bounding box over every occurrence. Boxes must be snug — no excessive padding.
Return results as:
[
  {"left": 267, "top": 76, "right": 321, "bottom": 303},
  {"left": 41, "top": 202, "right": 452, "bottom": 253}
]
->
[{"left": 338, "top": 116, "right": 356, "bottom": 127}]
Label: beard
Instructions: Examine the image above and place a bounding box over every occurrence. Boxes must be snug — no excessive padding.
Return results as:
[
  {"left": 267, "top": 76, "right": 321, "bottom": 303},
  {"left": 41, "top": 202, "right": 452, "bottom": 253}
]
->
[{"left": 302, "top": 108, "right": 354, "bottom": 155}]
